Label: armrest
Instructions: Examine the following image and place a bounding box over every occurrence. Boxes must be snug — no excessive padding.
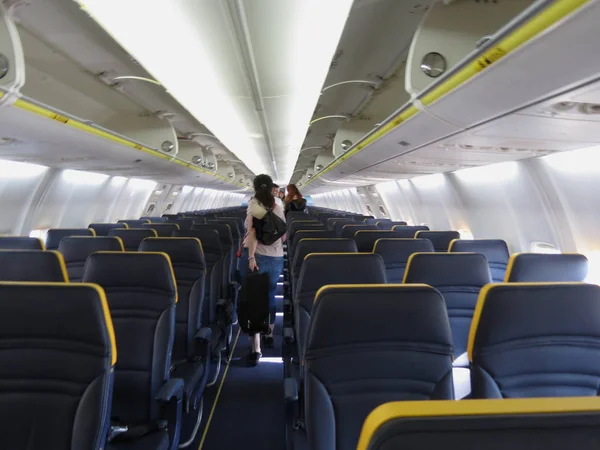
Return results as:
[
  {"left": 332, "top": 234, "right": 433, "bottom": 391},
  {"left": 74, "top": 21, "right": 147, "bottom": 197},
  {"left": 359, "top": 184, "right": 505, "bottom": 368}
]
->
[
  {"left": 284, "top": 377, "right": 298, "bottom": 403},
  {"left": 156, "top": 378, "right": 184, "bottom": 403},
  {"left": 195, "top": 327, "right": 212, "bottom": 343},
  {"left": 283, "top": 327, "right": 294, "bottom": 344}
]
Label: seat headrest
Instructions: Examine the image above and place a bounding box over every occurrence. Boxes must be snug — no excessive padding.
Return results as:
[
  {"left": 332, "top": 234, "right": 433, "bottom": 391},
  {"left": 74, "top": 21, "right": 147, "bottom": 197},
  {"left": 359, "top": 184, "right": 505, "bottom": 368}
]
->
[
  {"left": 392, "top": 225, "right": 429, "bottom": 237},
  {"left": 0, "top": 282, "right": 117, "bottom": 366},
  {"left": 449, "top": 239, "right": 509, "bottom": 263},
  {"left": 45, "top": 228, "right": 95, "bottom": 250},
  {"left": 341, "top": 224, "right": 380, "bottom": 238},
  {"left": 404, "top": 253, "right": 491, "bottom": 286},
  {"left": 414, "top": 231, "right": 460, "bottom": 251},
  {"left": 83, "top": 252, "right": 177, "bottom": 299},
  {"left": 469, "top": 283, "right": 600, "bottom": 361},
  {"left": 107, "top": 228, "right": 157, "bottom": 250},
  {"left": 353, "top": 231, "right": 399, "bottom": 252},
  {"left": 0, "top": 236, "right": 45, "bottom": 250},
  {"left": 139, "top": 237, "right": 205, "bottom": 269},
  {"left": 374, "top": 238, "right": 435, "bottom": 262},
  {"left": 58, "top": 236, "right": 124, "bottom": 262},
  {"left": 0, "top": 250, "right": 68, "bottom": 282},
  {"left": 173, "top": 229, "right": 222, "bottom": 254},
  {"left": 141, "top": 223, "right": 180, "bottom": 236},
  {"left": 292, "top": 230, "right": 337, "bottom": 245},
  {"left": 88, "top": 223, "right": 127, "bottom": 236},
  {"left": 117, "top": 219, "right": 150, "bottom": 228},
  {"left": 192, "top": 224, "right": 233, "bottom": 243},
  {"left": 307, "top": 285, "right": 453, "bottom": 354},
  {"left": 505, "top": 253, "right": 588, "bottom": 282},
  {"left": 298, "top": 253, "right": 386, "bottom": 293}
]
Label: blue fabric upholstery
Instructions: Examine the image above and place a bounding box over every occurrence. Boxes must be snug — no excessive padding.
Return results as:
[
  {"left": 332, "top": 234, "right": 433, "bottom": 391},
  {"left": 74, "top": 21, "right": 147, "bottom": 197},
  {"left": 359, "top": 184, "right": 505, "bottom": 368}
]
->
[
  {"left": 470, "top": 283, "right": 600, "bottom": 398},
  {"left": 305, "top": 285, "right": 454, "bottom": 450},
  {"left": 108, "top": 228, "right": 157, "bottom": 251},
  {"left": 505, "top": 253, "right": 588, "bottom": 282},
  {"left": 404, "top": 253, "right": 491, "bottom": 357},
  {"left": 83, "top": 252, "right": 177, "bottom": 447},
  {"left": 59, "top": 236, "right": 124, "bottom": 282},
  {"left": 0, "top": 250, "right": 67, "bottom": 282},
  {"left": 117, "top": 219, "right": 150, "bottom": 228},
  {"left": 140, "top": 217, "right": 168, "bottom": 223},
  {"left": 45, "top": 228, "right": 95, "bottom": 250},
  {"left": 392, "top": 225, "right": 429, "bottom": 238},
  {"left": 352, "top": 231, "right": 399, "bottom": 252},
  {"left": 325, "top": 218, "right": 348, "bottom": 230},
  {"left": 89, "top": 223, "right": 127, "bottom": 236},
  {"left": 295, "top": 253, "right": 386, "bottom": 362},
  {"left": 376, "top": 220, "right": 407, "bottom": 230},
  {"left": 450, "top": 239, "right": 510, "bottom": 283},
  {"left": 333, "top": 221, "right": 357, "bottom": 237},
  {"left": 172, "top": 219, "right": 195, "bottom": 231},
  {"left": 0, "top": 283, "right": 115, "bottom": 449},
  {"left": 290, "top": 230, "right": 337, "bottom": 261},
  {"left": 373, "top": 238, "right": 435, "bottom": 283},
  {"left": 414, "top": 230, "right": 460, "bottom": 252},
  {"left": 340, "top": 224, "right": 380, "bottom": 238},
  {"left": 141, "top": 223, "right": 180, "bottom": 237},
  {"left": 288, "top": 222, "right": 325, "bottom": 244},
  {"left": 0, "top": 236, "right": 44, "bottom": 250}
]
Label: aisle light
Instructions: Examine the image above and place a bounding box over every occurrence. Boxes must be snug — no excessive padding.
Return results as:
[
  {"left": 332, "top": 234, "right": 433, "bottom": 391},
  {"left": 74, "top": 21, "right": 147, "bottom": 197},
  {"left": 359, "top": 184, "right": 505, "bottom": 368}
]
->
[
  {"left": 62, "top": 169, "right": 109, "bottom": 185},
  {"left": 0, "top": 159, "right": 48, "bottom": 179},
  {"left": 454, "top": 161, "right": 518, "bottom": 183}
]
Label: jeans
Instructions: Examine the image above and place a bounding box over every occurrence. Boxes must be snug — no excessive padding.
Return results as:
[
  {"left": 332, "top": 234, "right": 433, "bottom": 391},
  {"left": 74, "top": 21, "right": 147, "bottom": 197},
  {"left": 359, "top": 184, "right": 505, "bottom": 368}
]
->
[{"left": 238, "top": 248, "right": 284, "bottom": 323}]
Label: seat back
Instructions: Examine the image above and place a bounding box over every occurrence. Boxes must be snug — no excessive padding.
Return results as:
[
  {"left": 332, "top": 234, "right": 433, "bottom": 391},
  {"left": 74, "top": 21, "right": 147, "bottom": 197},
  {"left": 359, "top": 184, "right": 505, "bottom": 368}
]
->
[
  {"left": 83, "top": 252, "right": 177, "bottom": 423},
  {"left": 358, "top": 398, "right": 600, "bottom": 450},
  {"left": 172, "top": 218, "right": 196, "bottom": 231},
  {"left": 392, "top": 225, "right": 429, "bottom": 238},
  {"left": 117, "top": 219, "right": 150, "bottom": 228},
  {"left": 415, "top": 230, "right": 460, "bottom": 252},
  {"left": 340, "top": 224, "right": 380, "bottom": 238},
  {"left": 108, "top": 228, "right": 157, "bottom": 251},
  {"left": 505, "top": 253, "right": 588, "bottom": 282},
  {"left": 376, "top": 220, "right": 407, "bottom": 230},
  {"left": 88, "top": 222, "right": 127, "bottom": 236},
  {"left": 139, "top": 238, "right": 205, "bottom": 361},
  {"left": 58, "top": 236, "right": 124, "bottom": 282},
  {"left": 290, "top": 230, "right": 337, "bottom": 260},
  {"left": 469, "top": 282, "right": 600, "bottom": 398},
  {"left": 305, "top": 285, "right": 453, "bottom": 450},
  {"left": 193, "top": 223, "right": 233, "bottom": 294},
  {"left": 0, "top": 236, "right": 44, "bottom": 250},
  {"left": 403, "top": 253, "right": 491, "bottom": 357},
  {"left": 373, "top": 238, "right": 435, "bottom": 283},
  {"left": 0, "top": 282, "right": 116, "bottom": 450},
  {"left": 289, "top": 222, "right": 325, "bottom": 243},
  {"left": 0, "top": 250, "right": 68, "bottom": 282},
  {"left": 353, "top": 231, "right": 400, "bottom": 252},
  {"left": 449, "top": 239, "right": 510, "bottom": 282},
  {"left": 333, "top": 220, "right": 357, "bottom": 236},
  {"left": 141, "top": 222, "right": 180, "bottom": 237},
  {"left": 140, "top": 216, "right": 167, "bottom": 223},
  {"left": 45, "top": 228, "right": 95, "bottom": 250}
]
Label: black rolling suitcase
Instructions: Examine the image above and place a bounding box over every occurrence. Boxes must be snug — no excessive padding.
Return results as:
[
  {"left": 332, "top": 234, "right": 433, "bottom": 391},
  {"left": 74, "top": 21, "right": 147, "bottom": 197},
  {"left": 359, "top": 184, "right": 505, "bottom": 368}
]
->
[{"left": 237, "top": 270, "right": 270, "bottom": 334}]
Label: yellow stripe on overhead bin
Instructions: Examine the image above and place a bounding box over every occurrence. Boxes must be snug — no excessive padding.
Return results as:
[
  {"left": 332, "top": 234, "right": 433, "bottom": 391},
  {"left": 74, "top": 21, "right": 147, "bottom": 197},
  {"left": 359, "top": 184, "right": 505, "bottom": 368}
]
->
[
  {"left": 0, "top": 92, "right": 244, "bottom": 187},
  {"left": 305, "top": 0, "right": 590, "bottom": 187}
]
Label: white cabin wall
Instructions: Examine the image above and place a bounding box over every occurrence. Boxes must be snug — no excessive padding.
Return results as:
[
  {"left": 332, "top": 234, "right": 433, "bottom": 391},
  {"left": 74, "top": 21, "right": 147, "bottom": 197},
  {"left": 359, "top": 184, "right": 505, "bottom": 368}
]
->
[{"left": 311, "top": 187, "right": 369, "bottom": 215}]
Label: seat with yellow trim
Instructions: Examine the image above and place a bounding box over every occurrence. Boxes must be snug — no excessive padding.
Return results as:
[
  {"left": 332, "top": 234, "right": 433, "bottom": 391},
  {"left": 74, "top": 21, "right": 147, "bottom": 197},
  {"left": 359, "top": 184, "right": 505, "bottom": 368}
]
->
[
  {"left": 373, "top": 238, "right": 434, "bottom": 282},
  {"left": 89, "top": 222, "right": 128, "bottom": 236},
  {"left": 289, "top": 285, "right": 453, "bottom": 450},
  {"left": 117, "top": 219, "right": 150, "bottom": 228},
  {"left": 288, "top": 221, "right": 326, "bottom": 244},
  {"left": 108, "top": 228, "right": 157, "bottom": 251},
  {"left": 83, "top": 252, "right": 183, "bottom": 450},
  {"left": 414, "top": 230, "right": 460, "bottom": 252},
  {"left": 58, "top": 236, "right": 124, "bottom": 281},
  {"left": 0, "top": 282, "right": 117, "bottom": 450},
  {"left": 290, "top": 230, "right": 337, "bottom": 262},
  {"left": 340, "top": 224, "right": 380, "bottom": 239},
  {"left": 449, "top": 239, "right": 510, "bottom": 282},
  {"left": 45, "top": 228, "right": 95, "bottom": 250},
  {"left": 391, "top": 224, "right": 429, "bottom": 238},
  {"left": 504, "top": 253, "right": 588, "bottom": 282},
  {"left": 352, "top": 230, "right": 398, "bottom": 252},
  {"left": 376, "top": 220, "right": 407, "bottom": 230},
  {"left": 403, "top": 252, "right": 491, "bottom": 361},
  {"left": 357, "top": 397, "right": 600, "bottom": 450},
  {"left": 469, "top": 282, "right": 600, "bottom": 399},
  {"left": 0, "top": 236, "right": 45, "bottom": 250},
  {"left": 0, "top": 250, "right": 68, "bottom": 282},
  {"left": 141, "top": 223, "right": 180, "bottom": 237}
]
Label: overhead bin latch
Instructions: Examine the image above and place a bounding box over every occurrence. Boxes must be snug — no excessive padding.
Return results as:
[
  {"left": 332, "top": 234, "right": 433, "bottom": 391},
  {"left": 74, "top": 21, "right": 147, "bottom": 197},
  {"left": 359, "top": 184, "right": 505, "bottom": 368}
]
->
[{"left": 0, "top": 0, "right": 25, "bottom": 107}]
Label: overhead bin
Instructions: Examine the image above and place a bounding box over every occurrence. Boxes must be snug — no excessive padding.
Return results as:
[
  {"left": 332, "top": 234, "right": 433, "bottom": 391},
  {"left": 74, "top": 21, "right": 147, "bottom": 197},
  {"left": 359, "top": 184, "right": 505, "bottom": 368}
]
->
[{"left": 0, "top": 2, "right": 25, "bottom": 106}]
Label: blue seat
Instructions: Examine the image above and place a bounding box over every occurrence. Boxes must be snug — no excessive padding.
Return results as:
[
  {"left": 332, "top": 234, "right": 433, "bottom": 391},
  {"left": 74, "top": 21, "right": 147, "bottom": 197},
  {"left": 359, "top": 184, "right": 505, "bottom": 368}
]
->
[
  {"left": 89, "top": 222, "right": 128, "bottom": 236},
  {"left": 358, "top": 397, "right": 600, "bottom": 450},
  {"left": 288, "top": 221, "right": 325, "bottom": 244},
  {"left": 0, "top": 236, "right": 44, "bottom": 250},
  {"left": 505, "top": 253, "right": 588, "bottom": 282},
  {"left": 0, "top": 250, "right": 68, "bottom": 282},
  {"left": 117, "top": 219, "right": 150, "bottom": 228},
  {"left": 83, "top": 252, "right": 183, "bottom": 450},
  {"left": 449, "top": 239, "right": 510, "bottom": 282},
  {"left": 340, "top": 224, "right": 380, "bottom": 238},
  {"left": 290, "top": 230, "right": 337, "bottom": 262},
  {"left": 293, "top": 253, "right": 386, "bottom": 364},
  {"left": 403, "top": 253, "right": 491, "bottom": 360},
  {"left": 45, "top": 228, "right": 95, "bottom": 250},
  {"left": 376, "top": 220, "right": 407, "bottom": 230},
  {"left": 172, "top": 218, "right": 196, "bottom": 231},
  {"left": 58, "top": 236, "right": 124, "bottom": 281},
  {"left": 140, "top": 216, "right": 168, "bottom": 223},
  {"left": 138, "top": 237, "right": 211, "bottom": 435},
  {"left": 352, "top": 231, "right": 399, "bottom": 252},
  {"left": 373, "top": 238, "right": 435, "bottom": 282},
  {"left": 108, "top": 228, "right": 157, "bottom": 251},
  {"left": 333, "top": 220, "right": 357, "bottom": 237},
  {"left": 392, "top": 225, "right": 429, "bottom": 238},
  {"left": 300, "top": 285, "right": 453, "bottom": 450},
  {"left": 469, "top": 282, "right": 600, "bottom": 399},
  {"left": 0, "top": 282, "right": 116, "bottom": 450},
  {"left": 141, "top": 223, "right": 180, "bottom": 237},
  {"left": 414, "top": 230, "right": 461, "bottom": 252}
]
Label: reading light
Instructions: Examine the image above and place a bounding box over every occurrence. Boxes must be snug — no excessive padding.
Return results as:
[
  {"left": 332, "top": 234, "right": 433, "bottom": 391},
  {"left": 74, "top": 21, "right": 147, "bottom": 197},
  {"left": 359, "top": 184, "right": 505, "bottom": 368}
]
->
[
  {"left": 316, "top": 164, "right": 323, "bottom": 171},
  {"left": 192, "top": 155, "right": 202, "bottom": 165},
  {"left": 0, "top": 53, "right": 8, "bottom": 80},
  {"left": 228, "top": 173, "right": 234, "bottom": 178},
  {"left": 161, "top": 141, "right": 174, "bottom": 153}
]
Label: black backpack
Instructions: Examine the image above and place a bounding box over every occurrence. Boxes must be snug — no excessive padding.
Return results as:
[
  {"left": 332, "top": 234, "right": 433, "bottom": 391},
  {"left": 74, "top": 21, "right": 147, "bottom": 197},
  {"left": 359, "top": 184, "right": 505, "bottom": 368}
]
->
[{"left": 253, "top": 206, "right": 286, "bottom": 246}]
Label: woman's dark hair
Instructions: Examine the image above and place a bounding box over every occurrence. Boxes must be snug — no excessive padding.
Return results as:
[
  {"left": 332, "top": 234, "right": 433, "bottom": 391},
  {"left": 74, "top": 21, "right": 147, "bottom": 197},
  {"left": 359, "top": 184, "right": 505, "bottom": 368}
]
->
[{"left": 253, "top": 174, "right": 275, "bottom": 209}]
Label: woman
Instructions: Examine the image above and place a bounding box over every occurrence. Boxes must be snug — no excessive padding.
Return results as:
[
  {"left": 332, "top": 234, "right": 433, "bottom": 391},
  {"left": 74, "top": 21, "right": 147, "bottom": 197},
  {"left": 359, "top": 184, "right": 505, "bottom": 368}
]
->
[
  {"left": 284, "top": 184, "right": 307, "bottom": 216},
  {"left": 239, "top": 174, "right": 286, "bottom": 365}
]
